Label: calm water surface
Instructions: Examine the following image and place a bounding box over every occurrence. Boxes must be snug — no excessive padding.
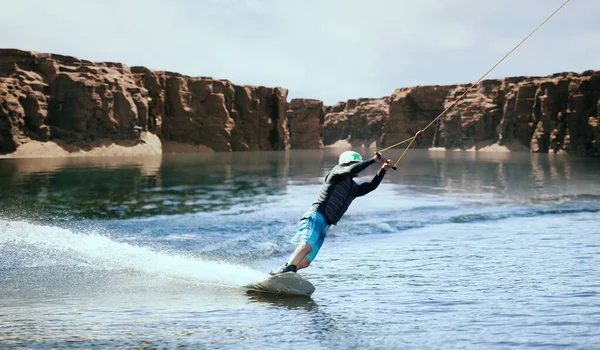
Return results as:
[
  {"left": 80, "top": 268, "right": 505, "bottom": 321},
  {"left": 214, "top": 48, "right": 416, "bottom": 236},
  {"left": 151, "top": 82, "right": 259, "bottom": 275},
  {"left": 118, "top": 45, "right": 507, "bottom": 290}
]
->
[{"left": 1, "top": 149, "right": 599, "bottom": 349}]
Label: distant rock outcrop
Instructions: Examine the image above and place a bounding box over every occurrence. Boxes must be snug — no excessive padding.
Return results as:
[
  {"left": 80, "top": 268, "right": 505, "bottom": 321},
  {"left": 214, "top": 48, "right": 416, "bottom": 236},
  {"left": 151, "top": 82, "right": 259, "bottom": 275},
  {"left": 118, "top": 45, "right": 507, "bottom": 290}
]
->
[
  {"left": 0, "top": 49, "right": 289, "bottom": 155},
  {"left": 1, "top": 49, "right": 151, "bottom": 154},
  {"left": 1, "top": 49, "right": 598, "bottom": 156},
  {"left": 382, "top": 85, "right": 454, "bottom": 150},
  {"left": 323, "top": 97, "right": 389, "bottom": 147},
  {"left": 131, "top": 67, "right": 289, "bottom": 152},
  {"left": 287, "top": 98, "right": 324, "bottom": 149},
  {"left": 325, "top": 72, "right": 600, "bottom": 156}
]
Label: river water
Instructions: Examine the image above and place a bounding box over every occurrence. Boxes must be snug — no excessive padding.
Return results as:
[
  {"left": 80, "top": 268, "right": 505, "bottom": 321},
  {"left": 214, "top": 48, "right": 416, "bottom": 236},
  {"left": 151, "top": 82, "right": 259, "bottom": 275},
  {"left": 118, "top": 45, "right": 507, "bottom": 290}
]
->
[{"left": 1, "top": 149, "right": 599, "bottom": 349}]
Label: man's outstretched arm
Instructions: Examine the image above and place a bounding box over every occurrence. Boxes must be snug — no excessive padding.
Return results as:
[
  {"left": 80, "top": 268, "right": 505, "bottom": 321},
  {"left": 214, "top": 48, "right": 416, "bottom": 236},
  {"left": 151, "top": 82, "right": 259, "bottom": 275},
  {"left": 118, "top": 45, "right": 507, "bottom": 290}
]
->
[
  {"left": 356, "top": 169, "right": 386, "bottom": 197},
  {"left": 327, "top": 153, "right": 391, "bottom": 183},
  {"left": 342, "top": 158, "right": 376, "bottom": 175},
  {"left": 331, "top": 153, "right": 389, "bottom": 178}
]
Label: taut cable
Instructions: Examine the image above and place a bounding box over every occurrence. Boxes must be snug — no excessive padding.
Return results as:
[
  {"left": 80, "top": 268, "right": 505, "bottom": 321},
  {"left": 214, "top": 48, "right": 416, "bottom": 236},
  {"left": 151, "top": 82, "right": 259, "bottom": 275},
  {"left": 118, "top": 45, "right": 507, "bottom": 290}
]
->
[{"left": 376, "top": 0, "right": 572, "bottom": 169}]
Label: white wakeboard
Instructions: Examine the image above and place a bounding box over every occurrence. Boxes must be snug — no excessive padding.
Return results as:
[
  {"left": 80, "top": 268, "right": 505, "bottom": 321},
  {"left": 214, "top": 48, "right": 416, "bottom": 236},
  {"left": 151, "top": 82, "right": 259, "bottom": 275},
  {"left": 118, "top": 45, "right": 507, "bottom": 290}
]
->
[{"left": 245, "top": 272, "right": 315, "bottom": 297}]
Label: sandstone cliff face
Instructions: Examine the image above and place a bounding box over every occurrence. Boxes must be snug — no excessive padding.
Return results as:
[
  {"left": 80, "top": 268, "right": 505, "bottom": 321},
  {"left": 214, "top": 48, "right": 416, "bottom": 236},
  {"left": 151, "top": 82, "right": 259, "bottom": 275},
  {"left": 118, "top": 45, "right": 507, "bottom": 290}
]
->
[
  {"left": 429, "top": 71, "right": 600, "bottom": 155},
  {"left": 323, "top": 97, "right": 389, "bottom": 147},
  {"left": 131, "top": 67, "right": 289, "bottom": 152},
  {"left": 324, "top": 71, "right": 599, "bottom": 156},
  {"left": 0, "top": 49, "right": 149, "bottom": 154},
  {"left": 287, "top": 98, "right": 324, "bottom": 149},
  {"left": 0, "top": 49, "right": 289, "bottom": 154},
  {"left": 1, "top": 49, "right": 598, "bottom": 156},
  {"left": 382, "top": 85, "right": 454, "bottom": 150}
]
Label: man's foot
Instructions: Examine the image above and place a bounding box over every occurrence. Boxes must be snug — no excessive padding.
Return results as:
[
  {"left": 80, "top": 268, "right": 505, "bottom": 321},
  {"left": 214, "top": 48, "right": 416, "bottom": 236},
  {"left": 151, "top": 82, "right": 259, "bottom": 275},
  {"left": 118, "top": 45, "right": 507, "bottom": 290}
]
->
[{"left": 269, "top": 263, "right": 297, "bottom": 275}]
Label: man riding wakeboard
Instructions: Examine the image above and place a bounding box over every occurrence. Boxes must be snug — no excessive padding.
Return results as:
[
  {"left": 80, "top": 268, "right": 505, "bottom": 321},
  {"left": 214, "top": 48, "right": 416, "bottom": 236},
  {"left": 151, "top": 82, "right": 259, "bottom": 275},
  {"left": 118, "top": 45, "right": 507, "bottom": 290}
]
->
[{"left": 271, "top": 151, "right": 393, "bottom": 275}]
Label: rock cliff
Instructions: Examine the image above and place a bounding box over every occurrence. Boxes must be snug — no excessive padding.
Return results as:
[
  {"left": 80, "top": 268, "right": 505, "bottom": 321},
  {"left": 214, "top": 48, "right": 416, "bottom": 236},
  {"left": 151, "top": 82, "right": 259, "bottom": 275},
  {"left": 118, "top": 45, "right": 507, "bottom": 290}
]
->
[
  {"left": 287, "top": 98, "right": 325, "bottom": 149},
  {"left": 323, "top": 97, "right": 389, "bottom": 147},
  {"left": 1, "top": 49, "right": 598, "bottom": 156},
  {"left": 0, "top": 49, "right": 289, "bottom": 155},
  {"left": 323, "top": 72, "right": 599, "bottom": 156},
  {"left": 380, "top": 71, "right": 600, "bottom": 155}
]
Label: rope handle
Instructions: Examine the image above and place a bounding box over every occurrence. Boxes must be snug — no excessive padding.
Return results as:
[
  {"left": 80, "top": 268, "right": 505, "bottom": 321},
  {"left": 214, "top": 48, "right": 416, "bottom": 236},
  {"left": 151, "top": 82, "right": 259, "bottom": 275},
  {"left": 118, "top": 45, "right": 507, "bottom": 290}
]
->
[{"left": 375, "top": 152, "right": 397, "bottom": 170}]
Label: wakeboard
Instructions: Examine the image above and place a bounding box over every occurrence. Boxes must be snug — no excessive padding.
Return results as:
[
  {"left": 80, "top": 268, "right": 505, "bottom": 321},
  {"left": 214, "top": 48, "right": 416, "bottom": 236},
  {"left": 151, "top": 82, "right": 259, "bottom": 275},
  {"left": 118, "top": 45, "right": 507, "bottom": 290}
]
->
[{"left": 245, "top": 272, "right": 315, "bottom": 297}]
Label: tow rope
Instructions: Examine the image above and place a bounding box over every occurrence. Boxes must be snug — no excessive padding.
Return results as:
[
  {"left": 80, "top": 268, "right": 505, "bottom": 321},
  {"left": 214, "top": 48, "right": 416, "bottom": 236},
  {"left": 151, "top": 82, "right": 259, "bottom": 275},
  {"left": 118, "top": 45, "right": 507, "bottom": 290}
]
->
[{"left": 377, "top": 0, "right": 572, "bottom": 170}]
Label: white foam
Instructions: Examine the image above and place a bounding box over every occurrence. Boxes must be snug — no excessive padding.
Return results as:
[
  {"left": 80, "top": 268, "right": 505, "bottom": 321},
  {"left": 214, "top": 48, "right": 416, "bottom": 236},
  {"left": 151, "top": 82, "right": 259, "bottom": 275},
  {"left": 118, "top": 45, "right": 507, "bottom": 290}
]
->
[{"left": 0, "top": 220, "right": 267, "bottom": 286}]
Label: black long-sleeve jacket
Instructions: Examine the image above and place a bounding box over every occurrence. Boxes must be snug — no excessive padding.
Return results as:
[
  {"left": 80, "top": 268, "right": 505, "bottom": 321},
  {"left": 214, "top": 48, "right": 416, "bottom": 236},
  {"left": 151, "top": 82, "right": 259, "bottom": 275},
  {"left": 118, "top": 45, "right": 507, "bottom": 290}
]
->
[{"left": 309, "top": 159, "right": 386, "bottom": 225}]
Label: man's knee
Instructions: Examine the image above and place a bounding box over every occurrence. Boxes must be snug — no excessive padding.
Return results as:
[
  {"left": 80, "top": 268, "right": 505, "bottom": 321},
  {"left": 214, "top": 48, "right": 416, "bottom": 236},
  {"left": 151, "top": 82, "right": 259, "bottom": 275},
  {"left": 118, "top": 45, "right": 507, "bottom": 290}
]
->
[{"left": 299, "top": 242, "right": 312, "bottom": 254}]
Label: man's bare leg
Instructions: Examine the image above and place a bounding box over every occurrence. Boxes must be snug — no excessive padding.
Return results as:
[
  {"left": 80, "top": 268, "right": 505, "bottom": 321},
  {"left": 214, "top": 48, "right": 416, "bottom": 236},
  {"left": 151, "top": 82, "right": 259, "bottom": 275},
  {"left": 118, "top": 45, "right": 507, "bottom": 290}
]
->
[
  {"left": 296, "top": 257, "right": 311, "bottom": 270},
  {"left": 271, "top": 242, "right": 313, "bottom": 275},
  {"left": 288, "top": 242, "right": 312, "bottom": 267}
]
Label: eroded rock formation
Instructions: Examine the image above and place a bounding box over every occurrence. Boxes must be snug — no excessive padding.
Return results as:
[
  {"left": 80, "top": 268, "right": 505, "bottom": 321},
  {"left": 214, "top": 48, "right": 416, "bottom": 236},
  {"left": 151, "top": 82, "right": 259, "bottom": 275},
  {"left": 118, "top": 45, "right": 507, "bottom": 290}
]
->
[
  {"left": 0, "top": 49, "right": 290, "bottom": 155},
  {"left": 287, "top": 98, "right": 324, "bottom": 149},
  {"left": 431, "top": 72, "right": 599, "bottom": 155},
  {"left": 1, "top": 49, "right": 598, "bottom": 156},
  {"left": 323, "top": 97, "right": 389, "bottom": 147},
  {"left": 325, "top": 72, "right": 600, "bottom": 156}
]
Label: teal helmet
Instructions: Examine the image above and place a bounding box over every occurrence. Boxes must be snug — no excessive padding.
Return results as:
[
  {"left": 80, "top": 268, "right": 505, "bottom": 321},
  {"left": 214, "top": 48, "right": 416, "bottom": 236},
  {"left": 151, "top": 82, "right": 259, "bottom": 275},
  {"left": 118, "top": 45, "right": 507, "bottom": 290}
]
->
[{"left": 338, "top": 151, "right": 363, "bottom": 165}]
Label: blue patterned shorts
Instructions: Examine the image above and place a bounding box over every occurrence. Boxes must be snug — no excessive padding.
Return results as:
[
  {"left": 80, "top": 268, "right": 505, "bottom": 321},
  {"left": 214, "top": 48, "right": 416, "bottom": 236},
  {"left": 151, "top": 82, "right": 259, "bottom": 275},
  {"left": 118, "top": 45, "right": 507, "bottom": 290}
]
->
[{"left": 290, "top": 211, "right": 329, "bottom": 262}]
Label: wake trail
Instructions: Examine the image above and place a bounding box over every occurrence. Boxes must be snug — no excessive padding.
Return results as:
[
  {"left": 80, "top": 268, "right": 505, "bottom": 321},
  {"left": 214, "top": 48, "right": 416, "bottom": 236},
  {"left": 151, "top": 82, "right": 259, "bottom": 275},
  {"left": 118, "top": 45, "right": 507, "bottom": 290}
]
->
[{"left": 0, "top": 220, "right": 267, "bottom": 287}]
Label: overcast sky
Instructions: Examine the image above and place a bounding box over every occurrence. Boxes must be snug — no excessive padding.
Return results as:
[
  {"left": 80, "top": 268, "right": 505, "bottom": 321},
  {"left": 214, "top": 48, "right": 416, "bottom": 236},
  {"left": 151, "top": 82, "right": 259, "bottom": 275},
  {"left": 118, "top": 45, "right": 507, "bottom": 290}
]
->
[{"left": 1, "top": 0, "right": 597, "bottom": 104}]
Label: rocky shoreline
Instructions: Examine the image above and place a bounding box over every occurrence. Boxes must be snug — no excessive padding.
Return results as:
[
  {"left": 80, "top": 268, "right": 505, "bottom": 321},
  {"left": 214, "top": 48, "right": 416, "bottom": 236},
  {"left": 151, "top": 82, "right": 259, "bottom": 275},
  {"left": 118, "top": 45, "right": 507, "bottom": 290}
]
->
[{"left": 1, "top": 49, "right": 598, "bottom": 158}]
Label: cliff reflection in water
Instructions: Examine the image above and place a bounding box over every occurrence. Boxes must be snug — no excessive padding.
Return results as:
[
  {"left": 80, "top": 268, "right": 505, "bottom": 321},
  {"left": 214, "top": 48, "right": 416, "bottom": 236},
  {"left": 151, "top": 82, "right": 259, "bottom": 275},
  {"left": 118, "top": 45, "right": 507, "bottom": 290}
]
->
[
  {"left": 0, "top": 149, "right": 596, "bottom": 221},
  {"left": 0, "top": 152, "right": 295, "bottom": 220},
  {"left": 378, "top": 149, "right": 592, "bottom": 200}
]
